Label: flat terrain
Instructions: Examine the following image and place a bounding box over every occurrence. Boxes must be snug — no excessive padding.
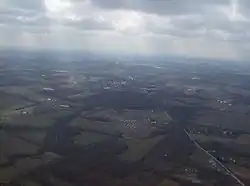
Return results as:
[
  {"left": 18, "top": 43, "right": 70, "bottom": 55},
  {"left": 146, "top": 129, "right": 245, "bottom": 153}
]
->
[{"left": 1, "top": 50, "right": 250, "bottom": 185}]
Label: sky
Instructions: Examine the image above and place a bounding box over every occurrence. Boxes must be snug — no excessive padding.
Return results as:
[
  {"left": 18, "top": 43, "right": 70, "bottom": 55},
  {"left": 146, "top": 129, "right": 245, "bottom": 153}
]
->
[{"left": 0, "top": 0, "right": 250, "bottom": 61}]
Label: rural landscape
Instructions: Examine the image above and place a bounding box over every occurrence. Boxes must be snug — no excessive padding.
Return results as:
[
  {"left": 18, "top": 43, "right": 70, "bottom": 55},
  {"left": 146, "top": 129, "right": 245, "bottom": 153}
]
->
[{"left": 1, "top": 50, "right": 250, "bottom": 186}]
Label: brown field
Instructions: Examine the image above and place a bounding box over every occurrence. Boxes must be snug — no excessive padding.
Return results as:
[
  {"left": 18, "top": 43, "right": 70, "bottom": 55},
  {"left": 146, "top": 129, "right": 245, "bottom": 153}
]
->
[
  {"left": 157, "top": 178, "right": 180, "bottom": 186},
  {"left": 227, "top": 163, "right": 250, "bottom": 180},
  {"left": 20, "top": 180, "right": 43, "bottom": 186},
  {"left": 236, "top": 134, "right": 250, "bottom": 145}
]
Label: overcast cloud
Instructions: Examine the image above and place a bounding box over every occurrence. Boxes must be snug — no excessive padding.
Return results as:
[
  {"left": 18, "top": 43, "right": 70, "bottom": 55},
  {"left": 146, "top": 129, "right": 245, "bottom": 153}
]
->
[{"left": 0, "top": 0, "right": 250, "bottom": 60}]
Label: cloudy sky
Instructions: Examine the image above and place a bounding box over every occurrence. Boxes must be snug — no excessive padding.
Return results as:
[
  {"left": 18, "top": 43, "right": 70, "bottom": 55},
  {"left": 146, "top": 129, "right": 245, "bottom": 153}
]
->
[{"left": 0, "top": 0, "right": 250, "bottom": 60}]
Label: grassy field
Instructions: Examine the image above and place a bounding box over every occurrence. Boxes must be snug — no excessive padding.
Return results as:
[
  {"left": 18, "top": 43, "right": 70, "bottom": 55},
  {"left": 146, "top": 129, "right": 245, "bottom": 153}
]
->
[
  {"left": 0, "top": 92, "right": 32, "bottom": 112},
  {"left": 1, "top": 103, "right": 78, "bottom": 131},
  {"left": 0, "top": 86, "right": 47, "bottom": 102},
  {"left": 117, "top": 135, "right": 165, "bottom": 162},
  {"left": 0, "top": 158, "right": 43, "bottom": 183},
  {"left": 1, "top": 131, "right": 39, "bottom": 161},
  {"left": 83, "top": 109, "right": 122, "bottom": 121},
  {"left": 189, "top": 148, "right": 212, "bottom": 168},
  {"left": 70, "top": 117, "right": 120, "bottom": 135},
  {"left": 73, "top": 132, "right": 110, "bottom": 146},
  {"left": 3, "top": 113, "right": 56, "bottom": 128},
  {"left": 193, "top": 104, "right": 250, "bottom": 132},
  {"left": 191, "top": 134, "right": 234, "bottom": 144},
  {"left": 12, "top": 130, "right": 47, "bottom": 145}
]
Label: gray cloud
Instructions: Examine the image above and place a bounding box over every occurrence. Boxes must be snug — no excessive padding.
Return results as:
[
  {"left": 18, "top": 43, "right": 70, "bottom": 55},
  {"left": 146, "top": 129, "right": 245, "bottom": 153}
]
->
[
  {"left": 1, "top": 0, "right": 44, "bottom": 12},
  {"left": 91, "top": 0, "right": 230, "bottom": 15},
  {"left": 0, "top": 0, "right": 250, "bottom": 60},
  {"left": 63, "top": 18, "right": 113, "bottom": 30},
  {"left": 0, "top": 14, "right": 50, "bottom": 27},
  {"left": 0, "top": 1, "right": 111, "bottom": 31}
]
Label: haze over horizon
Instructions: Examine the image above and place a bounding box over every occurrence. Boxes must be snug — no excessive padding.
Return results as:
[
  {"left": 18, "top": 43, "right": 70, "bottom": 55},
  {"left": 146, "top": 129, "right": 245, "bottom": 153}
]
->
[{"left": 1, "top": 0, "right": 250, "bottom": 61}]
